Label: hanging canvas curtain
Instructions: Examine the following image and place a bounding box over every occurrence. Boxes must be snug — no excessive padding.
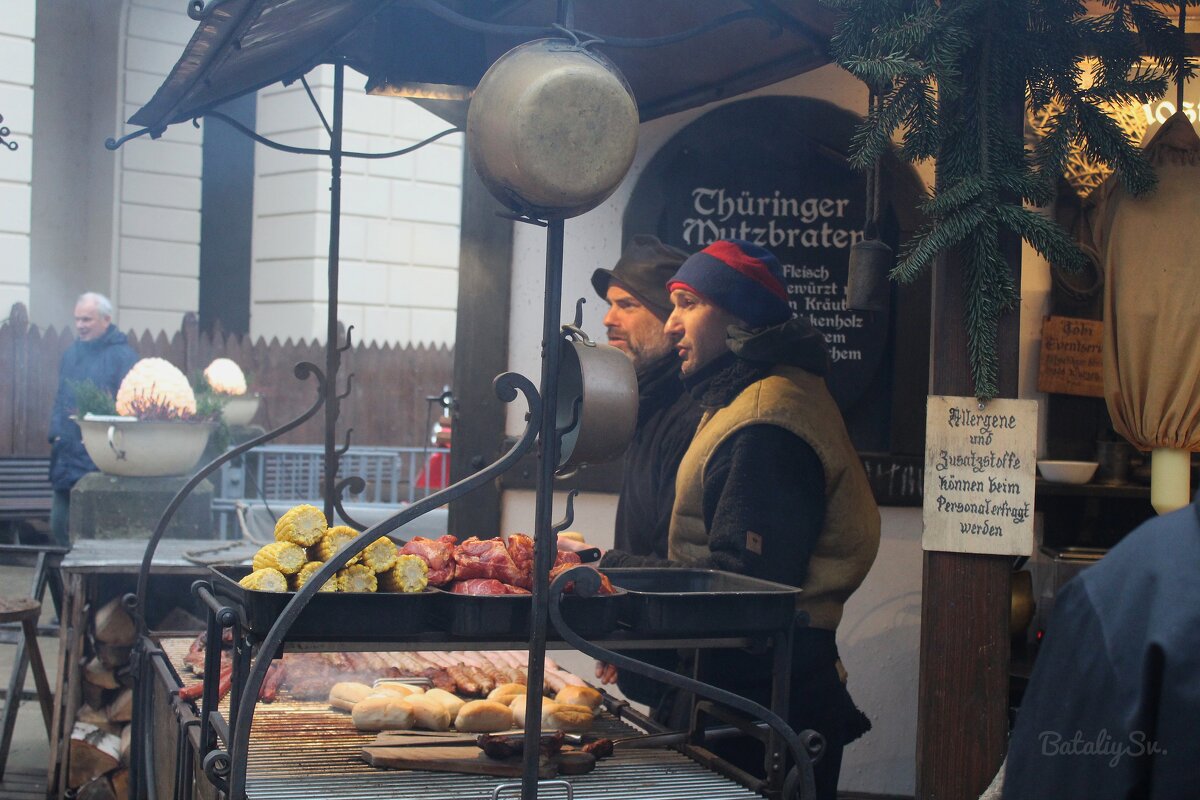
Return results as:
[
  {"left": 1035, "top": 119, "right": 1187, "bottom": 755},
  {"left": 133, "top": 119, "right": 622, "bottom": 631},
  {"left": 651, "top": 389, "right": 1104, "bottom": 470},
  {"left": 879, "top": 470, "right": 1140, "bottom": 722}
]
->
[{"left": 1092, "top": 111, "right": 1200, "bottom": 513}]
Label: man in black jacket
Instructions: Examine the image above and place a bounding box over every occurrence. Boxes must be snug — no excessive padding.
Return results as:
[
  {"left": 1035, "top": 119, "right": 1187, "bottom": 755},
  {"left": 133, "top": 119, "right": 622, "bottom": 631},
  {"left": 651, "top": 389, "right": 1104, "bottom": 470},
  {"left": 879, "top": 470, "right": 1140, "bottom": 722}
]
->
[
  {"left": 590, "top": 235, "right": 702, "bottom": 701},
  {"left": 48, "top": 293, "right": 138, "bottom": 546},
  {"left": 591, "top": 235, "right": 701, "bottom": 559}
]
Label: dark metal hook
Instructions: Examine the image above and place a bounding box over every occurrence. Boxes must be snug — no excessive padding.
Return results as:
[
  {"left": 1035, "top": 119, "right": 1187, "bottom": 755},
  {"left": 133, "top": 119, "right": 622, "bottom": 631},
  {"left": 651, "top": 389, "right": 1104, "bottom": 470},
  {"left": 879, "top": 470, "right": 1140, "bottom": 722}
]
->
[
  {"left": 339, "top": 325, "right": 355, "bottom": 352},
  {"left": 336, "top": 427, "right": 354, "bottom": 456},
  {"left": 0, "top": 114, "right": 16, "bottom": 152},
  {"left": 552, "top": 489, "right": 580, "bottom": 534},
  {"left": 337, "top": 373, "right": 355, "bottom": 401}
]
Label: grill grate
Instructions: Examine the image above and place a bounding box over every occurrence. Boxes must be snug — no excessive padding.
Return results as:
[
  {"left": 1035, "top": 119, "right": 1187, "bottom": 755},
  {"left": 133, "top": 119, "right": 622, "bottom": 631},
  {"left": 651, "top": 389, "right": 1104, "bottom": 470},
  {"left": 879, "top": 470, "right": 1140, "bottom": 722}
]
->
[{"left": 160, "top": 638, "right": 764, "bottom": 800}]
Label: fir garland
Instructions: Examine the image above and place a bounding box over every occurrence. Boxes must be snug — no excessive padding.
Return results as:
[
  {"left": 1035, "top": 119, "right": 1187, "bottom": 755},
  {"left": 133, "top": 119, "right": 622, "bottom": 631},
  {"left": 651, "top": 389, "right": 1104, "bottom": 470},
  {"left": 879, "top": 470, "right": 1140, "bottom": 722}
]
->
[{"left": 827, "top": 0, "right": 1194, "bottom": 398}]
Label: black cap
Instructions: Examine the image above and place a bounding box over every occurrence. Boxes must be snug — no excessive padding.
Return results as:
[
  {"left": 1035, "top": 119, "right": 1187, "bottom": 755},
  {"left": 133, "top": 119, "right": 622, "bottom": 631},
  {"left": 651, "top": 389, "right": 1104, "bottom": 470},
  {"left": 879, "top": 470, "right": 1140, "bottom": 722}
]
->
[{"left": 591, "top": 234, "right": 690, "bottom": 320}]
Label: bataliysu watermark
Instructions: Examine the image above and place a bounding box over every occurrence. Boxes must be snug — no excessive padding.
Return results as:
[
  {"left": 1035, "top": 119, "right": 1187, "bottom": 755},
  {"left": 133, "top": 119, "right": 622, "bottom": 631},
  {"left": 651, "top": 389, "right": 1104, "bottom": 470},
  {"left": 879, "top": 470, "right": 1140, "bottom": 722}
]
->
[{"left": 1039, "top": 729, "right": 1166, "bottom": 767}]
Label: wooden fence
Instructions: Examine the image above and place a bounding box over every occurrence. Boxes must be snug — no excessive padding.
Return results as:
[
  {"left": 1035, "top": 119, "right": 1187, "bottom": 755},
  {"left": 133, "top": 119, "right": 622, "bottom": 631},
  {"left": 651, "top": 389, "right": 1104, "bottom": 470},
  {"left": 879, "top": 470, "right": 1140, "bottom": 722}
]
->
[{"left": 0, "top": 303, "right": 454, "bottom": 457}]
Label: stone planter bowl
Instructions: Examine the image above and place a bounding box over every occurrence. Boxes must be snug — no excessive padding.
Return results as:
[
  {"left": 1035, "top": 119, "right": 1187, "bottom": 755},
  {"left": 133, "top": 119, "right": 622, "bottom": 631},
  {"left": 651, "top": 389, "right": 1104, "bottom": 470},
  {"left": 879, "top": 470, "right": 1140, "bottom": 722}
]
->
[
  {"left": 220, "top": 393, "right": 261, "bottom": 427},
  {"left": 76, "top": 415, "right": 215, "bottom": 477}
]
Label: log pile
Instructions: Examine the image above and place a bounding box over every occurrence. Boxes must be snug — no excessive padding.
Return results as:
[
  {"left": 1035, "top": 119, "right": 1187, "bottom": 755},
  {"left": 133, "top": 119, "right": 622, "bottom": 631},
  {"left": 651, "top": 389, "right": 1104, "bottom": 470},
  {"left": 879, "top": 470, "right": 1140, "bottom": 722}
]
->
[{"left": 65, "top": 597, "right": 137, "bottom": 800}]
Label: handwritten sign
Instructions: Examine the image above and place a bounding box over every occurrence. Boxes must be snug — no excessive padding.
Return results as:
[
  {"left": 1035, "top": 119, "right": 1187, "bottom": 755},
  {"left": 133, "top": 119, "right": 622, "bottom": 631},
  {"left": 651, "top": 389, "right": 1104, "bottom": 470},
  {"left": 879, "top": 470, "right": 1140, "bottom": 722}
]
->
[
  {"left": 922, "top": 396, "right": 1038, "bottom": 556},
  {"left": 1037, "top": 316, "right": 1104, "bottom": 397}
]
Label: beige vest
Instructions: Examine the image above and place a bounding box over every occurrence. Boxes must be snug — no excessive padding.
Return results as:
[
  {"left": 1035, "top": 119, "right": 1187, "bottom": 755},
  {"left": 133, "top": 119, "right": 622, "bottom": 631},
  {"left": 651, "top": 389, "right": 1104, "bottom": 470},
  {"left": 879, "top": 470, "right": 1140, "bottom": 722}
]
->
[{"left": 668, "top": 365, "right": 880, "bottom": 630}]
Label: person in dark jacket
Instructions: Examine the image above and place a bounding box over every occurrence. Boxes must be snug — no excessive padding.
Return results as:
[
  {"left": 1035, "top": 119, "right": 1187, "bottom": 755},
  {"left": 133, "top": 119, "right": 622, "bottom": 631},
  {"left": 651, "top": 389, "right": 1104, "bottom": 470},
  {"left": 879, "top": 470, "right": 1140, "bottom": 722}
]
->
[
  {"left": 590, "top": 235, "right": 703, "bottom": 703},
  {"left": 1002, "top": 488, "right": 1200, "bottom": 800},
  {"left": 48, "top": 293, "right": 138, "bottom": 546},
  {"left": 564, "top": 240, "right": 880, "bottom": 800},
  {"left": 591, "top": 235, "right": 702, "bottom": 559}
]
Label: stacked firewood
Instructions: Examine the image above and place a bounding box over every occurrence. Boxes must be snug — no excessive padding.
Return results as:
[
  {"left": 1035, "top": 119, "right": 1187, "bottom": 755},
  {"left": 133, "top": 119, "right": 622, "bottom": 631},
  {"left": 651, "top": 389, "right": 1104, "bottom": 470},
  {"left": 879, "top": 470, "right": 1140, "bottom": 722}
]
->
[{"left": 66, "top": 596, "right": 137, "bottom": 800}]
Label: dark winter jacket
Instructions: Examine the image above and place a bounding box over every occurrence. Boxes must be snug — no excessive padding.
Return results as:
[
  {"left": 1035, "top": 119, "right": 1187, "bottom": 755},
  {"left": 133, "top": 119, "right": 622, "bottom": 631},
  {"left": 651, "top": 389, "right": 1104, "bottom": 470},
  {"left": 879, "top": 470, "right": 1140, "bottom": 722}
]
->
[
  {"left": 600, "top": 318, "right": 876, "bottom": 749},
  {"left": 1003, "top": 490, "right": 1200, "bottom": 800},
  {"left": 612, "top": 351, "right": 702, "bottom": 559},
  {"left": 48, "top": 325, "right": 138, "bottom": 490}
]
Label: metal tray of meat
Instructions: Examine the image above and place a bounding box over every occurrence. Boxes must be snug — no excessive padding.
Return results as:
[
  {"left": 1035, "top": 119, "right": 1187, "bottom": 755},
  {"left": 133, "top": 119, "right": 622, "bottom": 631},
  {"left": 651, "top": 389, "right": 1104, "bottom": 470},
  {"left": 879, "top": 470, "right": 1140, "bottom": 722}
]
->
[
  {"left": 439, "top": 586, "right": 627, "bottom": 639},
  {"left": 209, "top": 565, "right": 445, "bottom": 642},
  {"left": 601, "top": 568, "right": 801, "bottom": 636}
]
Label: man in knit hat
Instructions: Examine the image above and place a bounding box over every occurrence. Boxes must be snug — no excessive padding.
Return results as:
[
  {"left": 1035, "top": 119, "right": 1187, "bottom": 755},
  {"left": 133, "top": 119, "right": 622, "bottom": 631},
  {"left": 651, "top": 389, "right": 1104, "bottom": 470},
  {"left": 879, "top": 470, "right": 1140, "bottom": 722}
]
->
[{"left": 567, "top": 239, "right": 881, "bottom": 800}]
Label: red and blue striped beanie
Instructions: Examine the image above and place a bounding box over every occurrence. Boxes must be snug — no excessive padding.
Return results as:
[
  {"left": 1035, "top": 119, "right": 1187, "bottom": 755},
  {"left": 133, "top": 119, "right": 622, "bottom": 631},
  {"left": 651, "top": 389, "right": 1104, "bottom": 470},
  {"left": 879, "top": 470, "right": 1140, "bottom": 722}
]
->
[{"left": 667, "top": 239, "right": 793, "bottom": 328}]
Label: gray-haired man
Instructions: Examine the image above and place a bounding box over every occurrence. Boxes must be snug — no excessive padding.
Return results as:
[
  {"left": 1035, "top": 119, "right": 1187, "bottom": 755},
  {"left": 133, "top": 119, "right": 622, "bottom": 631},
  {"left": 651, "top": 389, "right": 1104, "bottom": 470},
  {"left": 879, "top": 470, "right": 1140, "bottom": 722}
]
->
[{"left": 48, "top": 293, "right": 138, "bottom": 545}]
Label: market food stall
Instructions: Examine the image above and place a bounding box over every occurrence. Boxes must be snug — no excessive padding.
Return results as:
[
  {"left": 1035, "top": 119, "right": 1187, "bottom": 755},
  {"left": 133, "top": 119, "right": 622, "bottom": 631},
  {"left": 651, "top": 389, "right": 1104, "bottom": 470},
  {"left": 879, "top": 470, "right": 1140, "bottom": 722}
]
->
[{"left": 99, "top": 3, "right": 845, "bottom": 800}]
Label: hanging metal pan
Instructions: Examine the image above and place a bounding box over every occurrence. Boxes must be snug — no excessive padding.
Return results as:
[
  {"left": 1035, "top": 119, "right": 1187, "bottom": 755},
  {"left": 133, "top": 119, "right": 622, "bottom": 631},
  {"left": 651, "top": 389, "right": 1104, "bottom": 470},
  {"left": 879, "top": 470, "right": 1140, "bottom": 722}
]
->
[
  {"left": 466, "top": 38, "right": 639, "bottom": 219},
  {"left": 556, "top": 332, "right": 637, "bottom": 470}
]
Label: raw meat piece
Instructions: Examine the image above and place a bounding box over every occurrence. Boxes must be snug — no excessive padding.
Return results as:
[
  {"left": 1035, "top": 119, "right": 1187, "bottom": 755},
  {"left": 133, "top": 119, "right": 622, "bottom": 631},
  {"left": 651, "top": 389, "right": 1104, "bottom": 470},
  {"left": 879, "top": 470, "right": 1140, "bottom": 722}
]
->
[
  {"left": 399, "top": 535, "right": 458, "bottom": 586},
  {"left": 454, "top": 537, "right": 524, "bottom": 585}
]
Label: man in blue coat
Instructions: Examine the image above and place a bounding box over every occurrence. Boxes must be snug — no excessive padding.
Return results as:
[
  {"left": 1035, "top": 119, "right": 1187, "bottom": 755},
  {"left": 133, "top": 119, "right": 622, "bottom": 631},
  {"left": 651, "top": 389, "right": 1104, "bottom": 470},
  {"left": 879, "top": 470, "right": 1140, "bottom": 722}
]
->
[
  {"left": 48, "top": 293, "right": 138, "bottom": 546},
  {"left": 1004, "top": 488, "right": 1200, "bottom": 799}
]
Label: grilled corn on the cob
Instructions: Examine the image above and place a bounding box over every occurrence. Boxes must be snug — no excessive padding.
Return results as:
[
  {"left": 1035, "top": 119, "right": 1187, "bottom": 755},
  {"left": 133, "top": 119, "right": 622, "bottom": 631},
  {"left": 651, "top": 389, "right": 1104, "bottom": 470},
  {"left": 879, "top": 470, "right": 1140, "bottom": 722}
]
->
[
  {"left": 273, "top": 504, "right": 328, "bottom": 546},
  {"left": 361, "top": 537, "right": 399, "bottom": 572},
  {"left": 317, "top": 525, "right": 361, "bottom": 565},
  {"left": 379, "top": 554, "right": 429, "bottom": 593},
  {"left": 239, "top": 567, "right": 288, "bottom": 592},
  {"left": 289, "top": 561, "right": 338, "bottom": 592},
  {"left": 252, "top": 541, "right": 307, "bottom": 575},
  {"left": 337, "top": 564, "right": 378, "bottom": 593}
]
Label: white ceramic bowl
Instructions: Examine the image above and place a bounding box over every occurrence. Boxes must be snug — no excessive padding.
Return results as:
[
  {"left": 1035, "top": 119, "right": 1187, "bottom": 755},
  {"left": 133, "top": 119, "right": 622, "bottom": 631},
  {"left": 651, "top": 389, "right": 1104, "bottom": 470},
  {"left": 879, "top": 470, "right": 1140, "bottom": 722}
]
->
[
  {"left": 1037, "top": 460, "right": 1099, "bottom": 484},
  {"left": 76, "top": 414, "right": 215, "bottom": 477},
  {"left": 221, "top": 393, "right": 261, "bottom": 427}
]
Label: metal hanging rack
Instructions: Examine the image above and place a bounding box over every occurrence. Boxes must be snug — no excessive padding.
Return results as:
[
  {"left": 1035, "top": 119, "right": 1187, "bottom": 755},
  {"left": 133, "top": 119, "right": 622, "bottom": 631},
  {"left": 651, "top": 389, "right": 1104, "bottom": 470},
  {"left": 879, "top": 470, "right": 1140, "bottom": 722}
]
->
[{"left": 106, "top": 3, "right": 822, "bottom": 798}]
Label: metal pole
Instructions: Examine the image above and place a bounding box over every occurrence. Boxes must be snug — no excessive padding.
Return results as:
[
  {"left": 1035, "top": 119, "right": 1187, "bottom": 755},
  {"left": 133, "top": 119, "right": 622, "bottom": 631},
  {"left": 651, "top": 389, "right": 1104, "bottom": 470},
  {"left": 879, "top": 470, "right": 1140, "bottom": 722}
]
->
[
  {"left": 324, "top": 62, "right": 345, "bottom": 524},
  {"left": 521, "top": 218, "right": 565, "bottom": 799}
]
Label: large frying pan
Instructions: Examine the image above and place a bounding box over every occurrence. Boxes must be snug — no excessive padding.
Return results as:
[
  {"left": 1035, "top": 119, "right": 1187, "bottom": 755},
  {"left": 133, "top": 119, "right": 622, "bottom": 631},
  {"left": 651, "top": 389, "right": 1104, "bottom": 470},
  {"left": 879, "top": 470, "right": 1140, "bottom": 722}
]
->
[{"left": 466, "top": 38, "right": 639, "bottom": 220}]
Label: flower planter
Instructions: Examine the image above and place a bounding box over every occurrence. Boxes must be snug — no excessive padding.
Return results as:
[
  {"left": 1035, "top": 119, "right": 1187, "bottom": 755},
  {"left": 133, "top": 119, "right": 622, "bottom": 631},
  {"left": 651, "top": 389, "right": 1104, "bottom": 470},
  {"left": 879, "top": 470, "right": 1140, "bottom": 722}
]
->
[
  {"left": 76, "top": 415, "right": 215, "bottom": 477},
  {"left": 220, "top": 393, "right": 261, "bottom": 427}
]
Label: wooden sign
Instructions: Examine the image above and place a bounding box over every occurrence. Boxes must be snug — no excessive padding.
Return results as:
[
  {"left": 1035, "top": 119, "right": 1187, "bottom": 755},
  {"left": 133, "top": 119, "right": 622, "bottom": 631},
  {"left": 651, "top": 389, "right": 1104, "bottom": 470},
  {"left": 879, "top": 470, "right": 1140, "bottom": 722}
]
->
[
  {"left": 1037, "top": 316, "right": 1104, "bottom": 397},
  {"left": 922, "top": 396, "right": 1038, "bottom": 556}
]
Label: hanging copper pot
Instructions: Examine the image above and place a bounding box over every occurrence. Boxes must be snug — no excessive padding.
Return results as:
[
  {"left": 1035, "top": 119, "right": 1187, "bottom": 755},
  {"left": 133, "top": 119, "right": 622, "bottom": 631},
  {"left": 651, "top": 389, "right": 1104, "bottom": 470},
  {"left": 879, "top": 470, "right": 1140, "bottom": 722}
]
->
[
  {"left": 555, "top": 328, "right": 637, "bottom": 470},
  {"left": 466, "top": 38, "right": 639, "bottom": 219}
]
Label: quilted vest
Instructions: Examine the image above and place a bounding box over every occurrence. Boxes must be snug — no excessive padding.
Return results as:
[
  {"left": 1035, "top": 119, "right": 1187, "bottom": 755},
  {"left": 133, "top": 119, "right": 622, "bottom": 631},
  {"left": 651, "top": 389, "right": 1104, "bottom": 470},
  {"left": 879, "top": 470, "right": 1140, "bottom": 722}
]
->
[{"left": 668, "top": 365, "right": 880, "bottom": 630}]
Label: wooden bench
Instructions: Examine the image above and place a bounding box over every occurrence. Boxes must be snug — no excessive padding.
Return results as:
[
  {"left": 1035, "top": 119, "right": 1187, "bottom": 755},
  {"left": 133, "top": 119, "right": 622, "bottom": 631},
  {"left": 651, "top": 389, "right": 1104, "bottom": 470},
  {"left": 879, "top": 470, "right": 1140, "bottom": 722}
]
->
[{"left": 0, "top": 457, "right": 53, "bottom": 527}]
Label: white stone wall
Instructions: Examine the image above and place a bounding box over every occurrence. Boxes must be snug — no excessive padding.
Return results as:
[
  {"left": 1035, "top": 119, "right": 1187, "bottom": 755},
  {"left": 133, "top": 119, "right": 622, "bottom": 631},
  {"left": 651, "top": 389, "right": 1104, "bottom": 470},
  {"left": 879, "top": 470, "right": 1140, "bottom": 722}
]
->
[
  {"left": 114, "top": 0, "right": 203, "bottom": 332},
  {"left": 0, "top": 0, "right": 36, "bottom": 314},
  {"left": 251, "top": 66, "right": 463, "bottom": 346}
]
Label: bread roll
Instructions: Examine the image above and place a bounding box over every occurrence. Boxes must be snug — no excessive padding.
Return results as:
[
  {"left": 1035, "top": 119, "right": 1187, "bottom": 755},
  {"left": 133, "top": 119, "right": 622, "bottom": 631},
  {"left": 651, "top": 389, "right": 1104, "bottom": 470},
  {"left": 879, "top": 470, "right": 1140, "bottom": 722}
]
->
[
  {"left": 455, "top": 700, "right": 515, "bottom": 733},
  {"left": 373, "top": 681, "right": 425, "bottom": 698},
  {"left": 509, "top": 695, "right": 546, "bottom": 729},
  {"left": 423, "top": 688, "right": 465, "bottom": 718},
  {"left": 328, "top": 682, "right": 373, "bottom": 711},
  {"left": 543, "top": 703, "right": 593, "bottom": 733},
  {"left": 487, "top": 683, "right": 527, "bottom": 706},
  {"left": 351, "top": 696, "right": 415, "bottom": 731},
  {"left": 406, "top": 694, "right": 452, "bottom": 731},
  {"left": 554, "top": 685, "right": 601, "bottom": 712}
]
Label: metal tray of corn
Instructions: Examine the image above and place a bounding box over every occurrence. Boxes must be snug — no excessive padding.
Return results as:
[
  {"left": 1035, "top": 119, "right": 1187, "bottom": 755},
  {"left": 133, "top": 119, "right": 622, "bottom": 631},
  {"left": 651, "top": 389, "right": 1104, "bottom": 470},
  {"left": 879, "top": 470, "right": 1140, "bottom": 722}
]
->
[{"left": 210, "top": 564, "right": 445, "bottom": 642}]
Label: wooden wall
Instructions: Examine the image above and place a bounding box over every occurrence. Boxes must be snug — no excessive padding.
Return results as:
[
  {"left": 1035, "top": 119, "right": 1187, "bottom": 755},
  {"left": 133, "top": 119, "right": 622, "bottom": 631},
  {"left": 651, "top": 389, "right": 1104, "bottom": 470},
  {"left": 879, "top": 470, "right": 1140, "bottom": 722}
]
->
[{"left": 0, "top": 303, "right": 454, "bottom": 456}]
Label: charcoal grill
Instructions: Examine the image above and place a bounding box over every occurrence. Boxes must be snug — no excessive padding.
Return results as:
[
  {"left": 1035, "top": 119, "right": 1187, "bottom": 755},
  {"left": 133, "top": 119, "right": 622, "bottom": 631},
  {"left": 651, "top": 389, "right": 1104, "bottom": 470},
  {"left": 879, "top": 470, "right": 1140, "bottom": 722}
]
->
[{"left": 157, "top": 638, "right": 769, "bottom": 800}]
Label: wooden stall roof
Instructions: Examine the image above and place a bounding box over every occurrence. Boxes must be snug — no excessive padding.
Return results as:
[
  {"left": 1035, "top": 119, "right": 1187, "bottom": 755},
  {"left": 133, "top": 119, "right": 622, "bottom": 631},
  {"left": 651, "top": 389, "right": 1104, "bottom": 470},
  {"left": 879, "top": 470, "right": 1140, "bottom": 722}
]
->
[{"left": 128, "top": 0, "right": 838, "bottom": 131}]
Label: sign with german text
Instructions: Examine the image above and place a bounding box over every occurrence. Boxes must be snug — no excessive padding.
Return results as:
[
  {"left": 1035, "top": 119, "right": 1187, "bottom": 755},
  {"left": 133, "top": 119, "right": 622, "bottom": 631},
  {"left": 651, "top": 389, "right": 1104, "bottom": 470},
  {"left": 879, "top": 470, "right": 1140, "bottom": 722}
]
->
[
  {"left": 1037, "top": 316, "right": 1104, "bottom": 397},
  {"left": 922, "top": 396, "right": 1038, "bottom": 556}
]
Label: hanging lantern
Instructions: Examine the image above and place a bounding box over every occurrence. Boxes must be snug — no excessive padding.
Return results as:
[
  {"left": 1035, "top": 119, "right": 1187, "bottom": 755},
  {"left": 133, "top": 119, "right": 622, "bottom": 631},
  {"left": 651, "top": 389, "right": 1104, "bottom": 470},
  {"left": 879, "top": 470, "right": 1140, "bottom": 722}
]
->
[
  {"left": 1094, "top": 111, "right": 1200, "bottom": 513},
  {"left": 846, "top": 91, "right": 894, "bottom": 312}
]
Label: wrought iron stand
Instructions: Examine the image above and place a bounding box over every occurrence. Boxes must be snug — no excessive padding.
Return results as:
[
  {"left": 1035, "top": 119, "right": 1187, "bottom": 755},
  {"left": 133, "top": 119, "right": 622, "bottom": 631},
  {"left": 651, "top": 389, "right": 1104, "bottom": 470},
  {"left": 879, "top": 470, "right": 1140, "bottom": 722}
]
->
[{"left": 108, "top": 6, "right": 822, "bottom": 799}]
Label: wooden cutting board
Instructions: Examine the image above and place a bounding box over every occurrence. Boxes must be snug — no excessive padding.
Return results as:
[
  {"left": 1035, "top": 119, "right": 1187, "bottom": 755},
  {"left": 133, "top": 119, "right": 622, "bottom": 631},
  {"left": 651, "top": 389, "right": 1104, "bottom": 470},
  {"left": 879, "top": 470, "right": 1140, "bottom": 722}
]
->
[{"left": 360, "top": 745, "right": 557, "bottom": 778}]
